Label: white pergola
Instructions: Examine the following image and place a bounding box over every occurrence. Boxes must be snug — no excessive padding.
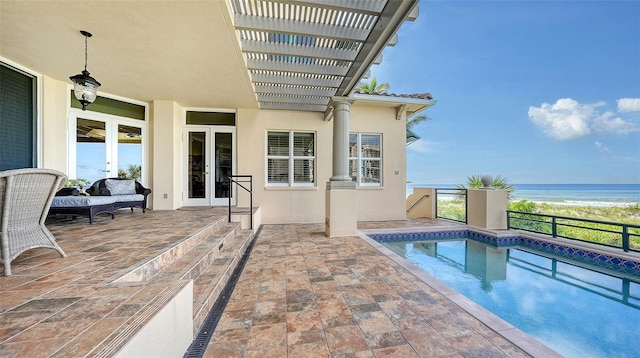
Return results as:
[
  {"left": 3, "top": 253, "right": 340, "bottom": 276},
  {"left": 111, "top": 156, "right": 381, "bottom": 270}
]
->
[{"left": 227, "top": 0, "right": 419, "bottom": 113}]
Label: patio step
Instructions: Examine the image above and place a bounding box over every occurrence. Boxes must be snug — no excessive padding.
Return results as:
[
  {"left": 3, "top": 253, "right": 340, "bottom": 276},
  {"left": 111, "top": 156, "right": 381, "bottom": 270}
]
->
[
  {"left": 112, "top": 216, "right": 229, "bottom": 283},
  {"left": 150, "top": 220, "right": 253, "bottom": 333},
  {"left": 190, "top": 227, "right": 254, "bottom": 333},
  {"left": 90, "top": 217, "right": 255, "bottom": 357}
]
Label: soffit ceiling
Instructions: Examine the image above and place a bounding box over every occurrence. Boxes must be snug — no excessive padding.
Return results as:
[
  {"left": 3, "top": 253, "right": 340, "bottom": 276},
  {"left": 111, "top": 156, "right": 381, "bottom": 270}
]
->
[{"left": 0, "top": 0, "right": 419, "bottom": 112}]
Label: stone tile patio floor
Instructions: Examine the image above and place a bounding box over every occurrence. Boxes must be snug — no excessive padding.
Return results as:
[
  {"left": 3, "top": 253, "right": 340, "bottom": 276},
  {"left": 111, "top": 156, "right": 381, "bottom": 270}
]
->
[
  {"left": 203, "top": 222, "right": 531, "bottom": 357},
  {"left": 0, "top": 208, "right": 230, "bottom": 357},
  {"left": 0, "top": 208, "right": 534, "bottom": 357}
]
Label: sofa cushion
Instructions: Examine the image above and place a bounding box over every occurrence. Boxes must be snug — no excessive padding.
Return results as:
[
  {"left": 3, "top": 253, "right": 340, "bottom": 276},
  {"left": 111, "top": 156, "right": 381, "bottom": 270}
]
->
[
  {"left": 51, "top": 196, "right": 116, "bottom": 207},
  {"left": 105, "top": 179, "right": 136, "bottom": 195},
  {"left": 112, "top": 194, "right": 145, "bottom": 202}
]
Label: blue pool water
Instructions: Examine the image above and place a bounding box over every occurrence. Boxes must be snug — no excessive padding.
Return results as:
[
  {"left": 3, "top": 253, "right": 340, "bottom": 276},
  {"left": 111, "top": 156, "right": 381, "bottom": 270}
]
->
[{"left": 380, "top": 236, "right": 640, "bottom": 358}]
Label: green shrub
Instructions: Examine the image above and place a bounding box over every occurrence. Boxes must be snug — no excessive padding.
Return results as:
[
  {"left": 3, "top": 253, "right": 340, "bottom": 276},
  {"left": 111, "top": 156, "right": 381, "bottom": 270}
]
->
[
  {"left": 507, "top": 201, "right": 640, "bottom": 249},
  {"left": 437, "top": 199, "right": 466, "bottom": 222}
]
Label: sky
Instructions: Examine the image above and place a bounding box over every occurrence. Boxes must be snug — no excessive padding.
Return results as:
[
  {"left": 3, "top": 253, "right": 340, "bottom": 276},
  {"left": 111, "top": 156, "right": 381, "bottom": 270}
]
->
[{"left": 369, "top": 0, "right": 640, "bottom": 184}]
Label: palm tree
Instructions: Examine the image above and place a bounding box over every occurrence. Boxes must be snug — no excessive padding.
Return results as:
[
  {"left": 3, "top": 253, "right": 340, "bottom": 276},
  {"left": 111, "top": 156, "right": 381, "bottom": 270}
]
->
[
  {"left": 358, "top": 77, "right": 390, "bottom": 94},
  {"left": 406, "top": 113, "right": 432, "bottom": 146},
  {"left": 118, "top": 164, "right": 142, "bottom": 181},
  {"left": 358, "top": 78, "right": 432, "bottom": 145},
  {"left": 456, "top": 174, "right": 515, "bottom": 201},
  {"left": 407, "top": 114, "right": 431, "bottom": 130}
]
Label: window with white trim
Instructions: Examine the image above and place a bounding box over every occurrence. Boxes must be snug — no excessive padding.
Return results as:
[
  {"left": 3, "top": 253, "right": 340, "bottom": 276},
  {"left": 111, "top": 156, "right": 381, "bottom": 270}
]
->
[
  {"left": 349, "top": 133, "right": 382, "bottom": 186},
  {"left": 267, "top": 131, "right": 315, "bottom": 186}
]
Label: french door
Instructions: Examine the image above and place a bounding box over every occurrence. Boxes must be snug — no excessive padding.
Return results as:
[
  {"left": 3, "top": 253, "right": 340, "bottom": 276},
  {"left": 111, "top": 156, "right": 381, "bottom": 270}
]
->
[
  {"left": 184, "top": 126, "right": 235, "bottom": 206},
  {"left": 68, "top": 109, "right": 146, "bottom": 187}
]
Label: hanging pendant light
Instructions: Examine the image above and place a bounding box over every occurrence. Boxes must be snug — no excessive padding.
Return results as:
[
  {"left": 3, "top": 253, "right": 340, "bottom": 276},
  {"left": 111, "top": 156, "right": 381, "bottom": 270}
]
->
[{"left": 69, "top": 30, "right": 101, "bottom": 110}]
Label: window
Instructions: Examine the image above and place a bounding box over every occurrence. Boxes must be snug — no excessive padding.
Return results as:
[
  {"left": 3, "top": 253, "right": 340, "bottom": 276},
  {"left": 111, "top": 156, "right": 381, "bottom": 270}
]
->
[
  {"left": 267, "top": 131, "right": 315, "bottom": 186},
  {"left": 1, "top": 63, "right": 36, "bottom": 170},
  {"left": 349, "top": 133, "right": 382, "bottom": 186}
]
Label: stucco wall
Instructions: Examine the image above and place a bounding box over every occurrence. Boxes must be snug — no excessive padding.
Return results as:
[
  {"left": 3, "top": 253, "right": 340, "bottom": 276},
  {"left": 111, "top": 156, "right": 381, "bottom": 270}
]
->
[
  {"left": 351, "top": 103, "right": 407, "bottom": 222},
  {"left": 40, "top": 75, "right": 70, "bottom": 173},
  {"left": 236, "top": 103, "right": 407, "bottom": 224},
  {"left": 150, "top": 100, "right": 183, "bottom": 210},
  {"left": 236, "top": 108, "right": 332, "bottom": 224}
]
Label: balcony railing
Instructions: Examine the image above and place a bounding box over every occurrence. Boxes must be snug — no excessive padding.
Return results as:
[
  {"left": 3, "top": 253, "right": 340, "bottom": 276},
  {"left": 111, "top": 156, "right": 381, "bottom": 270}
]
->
[
  {"left": 435, "top": 188, "right": 467, "bottom": 224},
  {"left": 507, "top": 210, "right": 640, "bottom": 252},
  {"left": 227, "top": 175, "right": 253, "bottom": 230}
]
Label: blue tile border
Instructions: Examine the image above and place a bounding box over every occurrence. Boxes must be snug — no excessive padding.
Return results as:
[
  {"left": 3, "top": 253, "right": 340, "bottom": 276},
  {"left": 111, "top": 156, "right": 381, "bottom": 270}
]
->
[{"left": 369, "top": 230, "right": 640, "bottom": 277}]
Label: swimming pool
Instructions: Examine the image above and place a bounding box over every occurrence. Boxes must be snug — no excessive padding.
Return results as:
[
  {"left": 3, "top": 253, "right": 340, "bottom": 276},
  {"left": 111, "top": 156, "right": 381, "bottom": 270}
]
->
[{"left": 368, "top": 230, "right": 640, "bottom": 358}]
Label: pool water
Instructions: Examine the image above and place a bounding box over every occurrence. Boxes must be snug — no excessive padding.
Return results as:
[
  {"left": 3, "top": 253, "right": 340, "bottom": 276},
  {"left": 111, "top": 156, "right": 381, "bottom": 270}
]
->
[{"left": 382, "top": 239, "right": 640, "bottom": 358}]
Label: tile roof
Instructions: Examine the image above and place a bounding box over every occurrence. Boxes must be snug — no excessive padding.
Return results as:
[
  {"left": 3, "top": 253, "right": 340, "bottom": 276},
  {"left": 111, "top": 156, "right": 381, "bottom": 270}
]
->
[{"left": 354, "top": 91, "right": 434, "bottom": 100}]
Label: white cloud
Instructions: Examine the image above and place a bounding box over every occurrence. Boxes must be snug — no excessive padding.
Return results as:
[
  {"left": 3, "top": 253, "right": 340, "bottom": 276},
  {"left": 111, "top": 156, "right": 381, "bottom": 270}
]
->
[
  {"left": 407, "top": 139, "right": 435, "bottom": 153},
  {"left": 592, "top": 111, "right": 637, "bottom": 134},
  {"left": 594, "top": 141, "right": 609, "bottom": 152},
  {"left": 617, "top": 98, "right": 640, "bottom": 113},
  {"left": 528, "top": 98, "right": 598, "bottom": 140},
  {"left": 528, "top": 98, "right": 638, "bottom": 140}
]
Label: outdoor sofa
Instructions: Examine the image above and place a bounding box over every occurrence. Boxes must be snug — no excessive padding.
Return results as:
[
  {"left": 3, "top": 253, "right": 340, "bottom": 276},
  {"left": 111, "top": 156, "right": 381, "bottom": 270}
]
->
[
  {"left": 85, "top": 178, "right": 151, "bottom": 212},
  {"left": 49, "top": 178, "right": 151, "bottom": 224},
  {"left": 49, "top": 189, "right": 116, "bottom": 224}
]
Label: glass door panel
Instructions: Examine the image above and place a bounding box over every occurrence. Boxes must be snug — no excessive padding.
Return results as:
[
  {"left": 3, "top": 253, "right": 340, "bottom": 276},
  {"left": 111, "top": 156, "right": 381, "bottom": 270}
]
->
[
  {"left": 117, "top": 124, "right": 143, "bottom": 180},
  {"left": 184, "top": 127, "right": 235, "bottom": 206},
  {"left": 76, "top": 118, "right": 107, "bottom": 185},
  {"left": 188, "top": 132, "right": 207, "bottom": 200},
  {"left": 214, "top": 132, "right": 232, "bottom": 200},
  {"left": 70, "top": 111, "right": 147, "bottom": 191}
]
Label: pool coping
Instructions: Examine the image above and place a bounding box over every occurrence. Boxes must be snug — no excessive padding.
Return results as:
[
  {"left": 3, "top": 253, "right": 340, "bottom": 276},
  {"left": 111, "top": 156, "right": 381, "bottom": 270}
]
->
[{"left": 358, "top": 225, "right": 568, "bottom": 358}]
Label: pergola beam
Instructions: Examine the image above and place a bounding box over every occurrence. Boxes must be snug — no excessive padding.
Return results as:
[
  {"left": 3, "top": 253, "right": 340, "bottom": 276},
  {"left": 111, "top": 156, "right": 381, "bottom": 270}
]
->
[
  {"left": 254, "top": 84, "right": 336, "bottom": 97},
  {"left": 247, "top": 58, "right": 349, "bottom": 76},
  {"left": 336, "top": 1, "right": 418, "bottom": 96},
  {"left": 250, "top": 73, "right": 342, "bottom": 87},
  {"left": 234, "top": 14, "right": 369, "bottom": 42},
  {"left": 261, "top": 102, "right": 329, "bottom": 112},
  {"left": 257, "top": 93, "right": 330, "bottom": 105},
  {"left": 241, "top": 39, "right": 358, "bottom": 61},
  {"left": 285, "top": 0, "right": 386, "bottom": 16}
]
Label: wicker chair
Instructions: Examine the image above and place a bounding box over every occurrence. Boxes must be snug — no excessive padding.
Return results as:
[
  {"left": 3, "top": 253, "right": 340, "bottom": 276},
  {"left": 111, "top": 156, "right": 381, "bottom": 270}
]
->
[{"left": 0, "top": 168, "right": 67, "bottom": 276}]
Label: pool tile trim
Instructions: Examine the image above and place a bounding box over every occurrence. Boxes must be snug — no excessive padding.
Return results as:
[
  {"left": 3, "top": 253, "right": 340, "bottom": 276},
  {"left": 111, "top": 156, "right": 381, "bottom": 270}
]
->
[{"left": 367, "top": 227, "right": 640, "bottom": 276}]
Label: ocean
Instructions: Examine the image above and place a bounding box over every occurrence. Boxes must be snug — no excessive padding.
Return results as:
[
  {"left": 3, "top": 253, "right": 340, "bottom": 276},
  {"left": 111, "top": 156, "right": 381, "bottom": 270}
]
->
[{"left": 406, "top": 183, "right": 640, "bottom": 207}]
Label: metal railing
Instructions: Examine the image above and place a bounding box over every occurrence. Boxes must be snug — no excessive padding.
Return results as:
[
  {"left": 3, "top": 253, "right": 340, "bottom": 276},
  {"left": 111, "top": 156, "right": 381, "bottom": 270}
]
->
[
  {"left": 406, "top": 194, "right": 430, "bottom": 213},
  {"left": 435, "top": 188, "right": 467, "bottom": 224},
  {"left": 507, "top": 210, "right": 640, "bottom": 252},
  {"left": 227, "top": 175, "right": 253, "bottom": 230}
]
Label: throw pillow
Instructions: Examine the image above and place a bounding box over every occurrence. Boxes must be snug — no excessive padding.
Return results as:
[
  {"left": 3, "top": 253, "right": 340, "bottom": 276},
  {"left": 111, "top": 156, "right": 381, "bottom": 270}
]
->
[
  {"left": 56, "top": 187, "right": 80, "bottom": 196},
  {"left": 105, "top": 179, "right": 136, "bottom": 195}
]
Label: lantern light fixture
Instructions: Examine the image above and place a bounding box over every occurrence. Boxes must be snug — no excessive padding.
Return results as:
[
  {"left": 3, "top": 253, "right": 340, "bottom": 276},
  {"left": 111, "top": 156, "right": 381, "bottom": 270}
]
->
[{"left": 69, "top": 30, "right": 101, "bottom": 110}]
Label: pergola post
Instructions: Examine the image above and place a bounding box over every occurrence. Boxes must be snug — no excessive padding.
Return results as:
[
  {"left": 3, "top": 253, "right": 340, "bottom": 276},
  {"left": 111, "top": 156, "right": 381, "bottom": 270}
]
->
[{"left": 325, "top": 97, "right": 357, "bottom": 237}]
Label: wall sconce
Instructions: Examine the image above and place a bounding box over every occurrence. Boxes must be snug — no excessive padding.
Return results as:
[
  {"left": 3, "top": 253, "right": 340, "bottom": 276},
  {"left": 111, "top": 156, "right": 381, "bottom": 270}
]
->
[{"left": 69, "top": 30, "right": 101, "bottom": 110}]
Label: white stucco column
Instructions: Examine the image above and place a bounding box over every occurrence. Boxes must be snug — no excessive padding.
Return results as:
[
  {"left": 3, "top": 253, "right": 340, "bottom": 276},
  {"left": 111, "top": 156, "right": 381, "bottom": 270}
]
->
[
  {"left": 325, "top": 97, "right": 357, "bottom": 237},
  {"left": 330, "top": 98, "right": 354, "bottom": 181}
]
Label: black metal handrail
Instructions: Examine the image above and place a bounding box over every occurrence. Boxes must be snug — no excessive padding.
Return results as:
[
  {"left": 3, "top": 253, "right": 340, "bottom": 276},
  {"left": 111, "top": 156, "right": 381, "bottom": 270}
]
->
[
  {"left": 406, "top": 194, "right": 430, "bottom": 213},
  {"left": 507, "top": 210, "right": 640, "bottom": 252},
  {"left": 435, "top": 188, "right": 467, "bottom": 224},
  {"left": 227, "top": 175, "right": 253, "bottom": 230}
]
